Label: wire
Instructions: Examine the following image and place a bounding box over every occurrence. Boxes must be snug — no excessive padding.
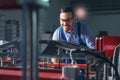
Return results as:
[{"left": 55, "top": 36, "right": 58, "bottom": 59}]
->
[
  {"left": 112, "top": 44, "right": 120, "bottom": 80},
  {"left": 80, "top": 49, "right": 120, "bottom": 80},
  {"left": 69, "top": 49, "right": 77, "bottom": 65}
]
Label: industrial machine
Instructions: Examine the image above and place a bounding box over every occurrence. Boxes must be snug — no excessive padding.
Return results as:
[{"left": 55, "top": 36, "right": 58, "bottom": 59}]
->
[
  {"left": 95, "top": 36, "right": 120, "bottom": 80},
  {"left": 0, "top": 0, "right": 120, "bottom": 80},
  {"left": 0, "top": 40, "right": 21, "bottom": 66},
  {"left": 39, "top": 40, "right": 114, "bottom": 80},
  {"left": 111, "top": 44, "right": 120, "bottom": 80},
  {"left": 0, "top": 36, "right": 120, "bottom": 80}
]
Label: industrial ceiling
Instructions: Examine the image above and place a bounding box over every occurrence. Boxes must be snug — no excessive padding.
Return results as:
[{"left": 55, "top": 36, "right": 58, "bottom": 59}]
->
[{"left": 70, "top": 0, "right": 120, "bottom": 11}]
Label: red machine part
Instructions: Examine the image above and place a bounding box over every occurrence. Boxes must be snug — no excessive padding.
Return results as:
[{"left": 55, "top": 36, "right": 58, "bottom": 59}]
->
[
  {"left": 39, "top": 62, "right": 87, "bottom": 69},
  {"left": 0, "top": 67, "right": 62, "bottom": 80},
  {"left": 95, "top": 36, "right": 120, "bottom": 57},
  {"left": 0, "top": 62, "right": 87, "bottom": 80}
]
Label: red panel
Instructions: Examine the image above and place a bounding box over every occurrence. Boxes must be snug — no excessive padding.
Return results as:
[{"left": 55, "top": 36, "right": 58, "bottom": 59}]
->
[
  {"left": 39, "top": 69, "right": 61, "bottom": 80},
  {"left": 39, "top": 62, "right": 87, "bottom": 68},
  {"left": 0, "top": 68, "right": 62, "bottom": 80},
  {"left": 0, "top": 69, "right": 22, "bottom": 80},
  {"left": 102, "top": 36, "right": 120, "bottom": 57},
  {"left": 0, "top": 66, "right": 94, "bottom": 80}
]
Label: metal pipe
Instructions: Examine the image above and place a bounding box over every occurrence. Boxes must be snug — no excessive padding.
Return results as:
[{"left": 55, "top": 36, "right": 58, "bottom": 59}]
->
[
  {"left": 0, "top": 57, "right": 3, "bottom": 66},
  {"left": 32, "top": 6, "right": 39, "bottom": 80},
  {"left": 21, "top": 4, "right": 27, "bottom": 80}
]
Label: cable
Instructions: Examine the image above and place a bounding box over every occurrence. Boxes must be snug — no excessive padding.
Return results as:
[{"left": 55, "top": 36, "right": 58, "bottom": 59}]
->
[
  {"left": 112, "top": 44, "right": 120, "bottom": 80},
  {"left": 80, "top": 49, "right": 120, "bottom": 80},
  {"left": 69, "top": 49, "right": 77, "bottom": 65}
]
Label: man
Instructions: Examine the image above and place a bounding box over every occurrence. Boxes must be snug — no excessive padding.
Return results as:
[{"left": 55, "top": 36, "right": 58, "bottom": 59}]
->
[
  {"left": 52, "top": 6, "right": 95, "bottom": 49},
  {"left": 52, "top": 6, "right": 95, "bottom": 64}
]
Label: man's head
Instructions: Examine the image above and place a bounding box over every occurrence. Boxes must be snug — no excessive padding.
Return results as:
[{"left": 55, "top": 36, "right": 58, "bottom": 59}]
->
[{"left": 60, "top": 6, "right": 75, "bottom": 32}]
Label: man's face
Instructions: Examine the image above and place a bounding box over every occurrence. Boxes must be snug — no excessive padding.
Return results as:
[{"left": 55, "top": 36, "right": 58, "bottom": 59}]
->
[{"left": 60, "top": 12, "right": 75, "bottom": 32}]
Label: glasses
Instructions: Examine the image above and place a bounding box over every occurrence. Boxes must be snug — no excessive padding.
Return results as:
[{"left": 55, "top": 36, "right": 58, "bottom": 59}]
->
[{"left": 60, "top": 17, "right": 74, "bottom": 23}]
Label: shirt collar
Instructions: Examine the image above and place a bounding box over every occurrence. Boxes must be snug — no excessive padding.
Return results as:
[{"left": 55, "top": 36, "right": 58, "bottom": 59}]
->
[{"left": 64, "top": 24, "right": 76, "bottom": 34}]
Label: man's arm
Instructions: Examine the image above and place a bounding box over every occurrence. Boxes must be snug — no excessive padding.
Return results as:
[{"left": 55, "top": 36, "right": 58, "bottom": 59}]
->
[
  {"left": 52, "top": 28, "right": 60, "bottom": 40},
  {"left": 51, "top": 27, "right": 60, "bottom": 63},
  {"left": 82, "top": 24, "right": 95, "bottom": 49}
]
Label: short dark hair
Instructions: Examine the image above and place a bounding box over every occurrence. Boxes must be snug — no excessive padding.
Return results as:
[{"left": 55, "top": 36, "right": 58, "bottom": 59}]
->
[{"left": 60, "top": 6, "right": 74, "bottom": 17}]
